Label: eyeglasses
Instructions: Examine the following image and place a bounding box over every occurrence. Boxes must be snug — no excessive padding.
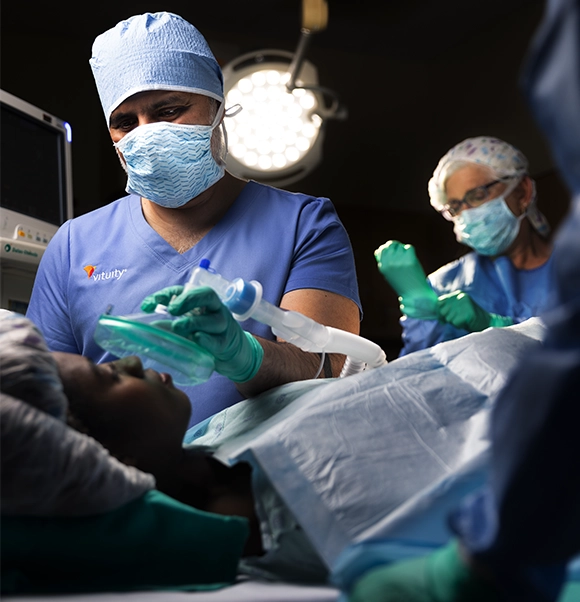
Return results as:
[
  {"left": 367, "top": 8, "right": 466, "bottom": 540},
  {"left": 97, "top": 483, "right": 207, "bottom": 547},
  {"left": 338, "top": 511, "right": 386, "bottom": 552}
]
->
[{"left": 441, "top": 178, "right": 514, "bottom": 220}]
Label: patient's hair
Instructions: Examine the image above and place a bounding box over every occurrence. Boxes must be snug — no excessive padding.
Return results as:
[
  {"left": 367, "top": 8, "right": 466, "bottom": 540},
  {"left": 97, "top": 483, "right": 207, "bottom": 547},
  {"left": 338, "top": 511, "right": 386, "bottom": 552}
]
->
[
  {"left": 64, "top": 392, "right": 126, "bottom": 456},
  {"left": 65, "top": 403, "right": 92, "bottom": 436}
]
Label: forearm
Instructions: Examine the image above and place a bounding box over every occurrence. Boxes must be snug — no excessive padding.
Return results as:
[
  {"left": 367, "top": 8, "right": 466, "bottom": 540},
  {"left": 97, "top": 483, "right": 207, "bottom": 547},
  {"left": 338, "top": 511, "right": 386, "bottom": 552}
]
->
[
  {"left": 235, "top": 337, "right": 344, "bottom": 398},
  {"left": 142, "top": 286, "right": 358, "bottom": 393}
]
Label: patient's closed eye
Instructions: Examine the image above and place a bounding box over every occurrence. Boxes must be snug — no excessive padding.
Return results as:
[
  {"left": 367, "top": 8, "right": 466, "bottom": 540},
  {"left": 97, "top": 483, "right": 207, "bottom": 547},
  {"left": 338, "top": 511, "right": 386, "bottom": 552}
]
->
[
  {"left": 109, "top": 356, "right": 145, "bottom": 379},
  {"left": 106, "top": 363, "right": 121, "bottom": 382}
]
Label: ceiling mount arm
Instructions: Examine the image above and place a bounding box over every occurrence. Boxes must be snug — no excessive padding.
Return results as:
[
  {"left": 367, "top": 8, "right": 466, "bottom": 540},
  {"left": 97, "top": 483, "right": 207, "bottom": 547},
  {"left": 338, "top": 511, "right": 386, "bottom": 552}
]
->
[{"left": 286, "top": 0, "right": 328, "bottom": 92}]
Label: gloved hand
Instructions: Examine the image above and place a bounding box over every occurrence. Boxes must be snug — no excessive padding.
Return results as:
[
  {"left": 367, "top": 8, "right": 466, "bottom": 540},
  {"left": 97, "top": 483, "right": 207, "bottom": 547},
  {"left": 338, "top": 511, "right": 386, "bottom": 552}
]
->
[
  {"left": 348, "top": 539, "right": 500, "bottom": 602},
  {"left": 437, "top": 290, "right": 514, "bottom": 333},
  {"left": 374, "top": 241, "right": 439, "bottom": 319},
  {"left": 141, "top": 286, "right": 264, "bottom": 383}
]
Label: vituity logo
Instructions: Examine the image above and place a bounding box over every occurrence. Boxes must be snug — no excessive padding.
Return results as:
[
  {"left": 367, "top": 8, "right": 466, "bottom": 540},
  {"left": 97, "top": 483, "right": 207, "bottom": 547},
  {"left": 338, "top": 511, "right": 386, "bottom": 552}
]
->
[{"left": 83, "top": 265, "right": 127, "bottom": 282}]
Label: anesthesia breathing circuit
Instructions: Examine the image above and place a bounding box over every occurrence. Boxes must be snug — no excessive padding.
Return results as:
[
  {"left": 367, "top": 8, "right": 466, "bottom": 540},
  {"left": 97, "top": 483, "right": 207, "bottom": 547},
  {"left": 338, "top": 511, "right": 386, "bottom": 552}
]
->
[{"left": 94, "top": 259, "right": 387, "bottom": 385}]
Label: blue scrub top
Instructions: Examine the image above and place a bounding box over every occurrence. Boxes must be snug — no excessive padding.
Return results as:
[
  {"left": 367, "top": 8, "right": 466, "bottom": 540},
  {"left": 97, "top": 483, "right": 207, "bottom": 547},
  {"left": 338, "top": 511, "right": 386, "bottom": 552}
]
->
[
  {"left": 399, "top": 251, "right": 556, "bottom": 356},
  {"left": 26, "top": 181, "right": 361, "bottom": 426}
]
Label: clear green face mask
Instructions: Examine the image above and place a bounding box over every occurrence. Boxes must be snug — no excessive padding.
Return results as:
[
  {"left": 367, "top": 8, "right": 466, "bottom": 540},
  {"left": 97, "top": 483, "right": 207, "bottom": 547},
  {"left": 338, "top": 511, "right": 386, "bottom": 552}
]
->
[{"left": 94, "top": 308, "right": 215, "bottom": 386}]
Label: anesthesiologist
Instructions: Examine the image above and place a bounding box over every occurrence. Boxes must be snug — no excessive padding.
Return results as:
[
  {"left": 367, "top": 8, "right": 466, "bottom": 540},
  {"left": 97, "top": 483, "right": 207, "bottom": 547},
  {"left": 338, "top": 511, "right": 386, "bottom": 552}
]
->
[
  {"left": 25, "top": 11, "right": 361, "bottom": 427},
  {"left": 375, "top": 136, "right": 555, "bottom": 356}
]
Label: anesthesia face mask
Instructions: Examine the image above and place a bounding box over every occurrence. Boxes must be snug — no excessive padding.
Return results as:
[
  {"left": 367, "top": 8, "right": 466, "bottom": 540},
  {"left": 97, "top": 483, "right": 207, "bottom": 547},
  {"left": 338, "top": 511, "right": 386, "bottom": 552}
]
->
[{"left": 94, "top": 306, "right": 215, "bottom": 386}]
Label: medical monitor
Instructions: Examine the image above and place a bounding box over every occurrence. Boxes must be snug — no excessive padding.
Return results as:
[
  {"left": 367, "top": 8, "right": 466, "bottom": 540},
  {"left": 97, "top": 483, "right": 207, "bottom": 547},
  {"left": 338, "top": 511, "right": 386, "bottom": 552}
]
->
[{"left": 0, "top": 89, "right": 73, "bottom": 311}]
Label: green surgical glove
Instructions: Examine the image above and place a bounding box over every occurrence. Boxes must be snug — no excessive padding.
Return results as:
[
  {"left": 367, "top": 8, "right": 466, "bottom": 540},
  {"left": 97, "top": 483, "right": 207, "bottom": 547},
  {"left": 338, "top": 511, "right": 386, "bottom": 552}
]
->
[
  {"left": 374, "top": 240, "right": 439, "bottom": 319},
  {"left": 142, "top": 285, "right": 264, "bottom": 383},
  {"left": 437, "top": 290, "right": 514, "bottom": 333},
  {"left": 349, "top": 539, "right": 501, "bottom": 602}
]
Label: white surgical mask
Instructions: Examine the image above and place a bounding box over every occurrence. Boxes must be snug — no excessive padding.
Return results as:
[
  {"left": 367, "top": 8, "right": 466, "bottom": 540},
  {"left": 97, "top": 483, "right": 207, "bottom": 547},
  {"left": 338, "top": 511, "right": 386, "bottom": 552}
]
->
[
  {"left": 453, "top": 196, "right": 527, "bottom": 256},
  {"left": 114, "top": 106, "right": 225, "bottom": 208}
]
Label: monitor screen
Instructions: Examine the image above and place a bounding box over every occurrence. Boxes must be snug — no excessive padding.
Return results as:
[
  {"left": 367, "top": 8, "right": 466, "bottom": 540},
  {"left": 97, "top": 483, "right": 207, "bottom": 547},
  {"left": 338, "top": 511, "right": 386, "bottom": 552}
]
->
[
  {"left": 0, "top": 90, "right": 74, "bottom": 311},
  {"left": 1, "top": 97, "right": 71, "bottom": 226}
]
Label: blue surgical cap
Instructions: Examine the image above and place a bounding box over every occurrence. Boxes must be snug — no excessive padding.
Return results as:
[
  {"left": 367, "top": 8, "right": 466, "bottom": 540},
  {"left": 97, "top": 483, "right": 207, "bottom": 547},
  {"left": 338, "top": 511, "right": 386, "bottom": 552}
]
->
[{"left": 89, "top": 12, "right": 224, "bottom": 124}]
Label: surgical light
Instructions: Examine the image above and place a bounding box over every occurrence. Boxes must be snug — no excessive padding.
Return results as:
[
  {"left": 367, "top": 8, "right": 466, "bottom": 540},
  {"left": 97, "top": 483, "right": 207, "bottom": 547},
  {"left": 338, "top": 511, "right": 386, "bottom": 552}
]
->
[
  {"left": 223, "top": 51, "right": 325, "bottom": 186},
  {"left": 221, "top": 0, "right": 346, "bottom": 187}
]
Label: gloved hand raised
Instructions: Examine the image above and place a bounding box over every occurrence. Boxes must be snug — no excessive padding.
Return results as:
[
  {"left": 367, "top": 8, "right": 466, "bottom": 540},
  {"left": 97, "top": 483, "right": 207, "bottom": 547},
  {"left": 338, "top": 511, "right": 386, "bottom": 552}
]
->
[
  {"left": 374, "top": 240, "right": 439, "bottom": 319},
  {"left": 141, "top": 286, "right": 264, "bottom": 383},
  {"left": 437, "top": 290, "right": 514, "bottom": 333}
]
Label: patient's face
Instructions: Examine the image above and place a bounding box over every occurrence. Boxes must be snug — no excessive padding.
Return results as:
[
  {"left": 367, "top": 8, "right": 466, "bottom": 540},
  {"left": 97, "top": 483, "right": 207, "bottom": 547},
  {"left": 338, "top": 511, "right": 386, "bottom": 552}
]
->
[{"left": 54, "top": 353, "right": 192, "bottom": 461}]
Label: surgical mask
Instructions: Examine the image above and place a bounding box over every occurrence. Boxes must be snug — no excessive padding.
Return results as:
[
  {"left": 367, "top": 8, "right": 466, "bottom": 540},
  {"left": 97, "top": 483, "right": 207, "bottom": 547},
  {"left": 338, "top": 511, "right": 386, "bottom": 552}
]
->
[
  {"left": 453, "top": 196, "right": 526, "bottom": 256},
  {"left": 114, "top": 107, "right": 225, "bottom": 208}
]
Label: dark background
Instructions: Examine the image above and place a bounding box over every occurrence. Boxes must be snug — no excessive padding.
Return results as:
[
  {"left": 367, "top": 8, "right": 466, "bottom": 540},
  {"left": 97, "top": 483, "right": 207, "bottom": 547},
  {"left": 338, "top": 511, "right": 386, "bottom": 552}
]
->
[{"left": 1, "top": 0, "right": 570, "bottom": 359}]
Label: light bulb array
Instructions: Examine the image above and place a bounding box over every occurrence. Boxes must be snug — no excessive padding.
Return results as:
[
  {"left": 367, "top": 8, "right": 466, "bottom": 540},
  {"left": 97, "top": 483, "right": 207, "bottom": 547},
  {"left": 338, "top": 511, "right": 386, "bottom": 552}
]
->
[{"left": 224, "top": 68, "right": 322, "bottom": 172}]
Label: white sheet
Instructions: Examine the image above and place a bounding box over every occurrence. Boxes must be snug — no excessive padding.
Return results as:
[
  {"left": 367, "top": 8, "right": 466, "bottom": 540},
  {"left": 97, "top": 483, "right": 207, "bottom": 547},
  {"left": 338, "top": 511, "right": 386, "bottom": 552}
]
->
[
  {"left": 190, "top": 319, "right": 546, "bottom": 569},
  {"left": 5, "top": 320, "right": 548, "bottom": 600},
  {"left": 3, "top": 579, "right": 340, "bottom": 602}
]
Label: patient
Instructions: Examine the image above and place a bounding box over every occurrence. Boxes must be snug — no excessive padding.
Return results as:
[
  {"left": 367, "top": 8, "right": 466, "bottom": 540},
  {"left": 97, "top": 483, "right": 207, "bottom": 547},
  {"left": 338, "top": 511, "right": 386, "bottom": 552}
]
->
[
  {"left": 53, "top": 315, "right": 547, "bottom": 587},
  {"left": 55, "top": 352, "right": 264, "bottom": 557},
  {"left": 2, "top": 308, "right": 548, "bottom": 591}
]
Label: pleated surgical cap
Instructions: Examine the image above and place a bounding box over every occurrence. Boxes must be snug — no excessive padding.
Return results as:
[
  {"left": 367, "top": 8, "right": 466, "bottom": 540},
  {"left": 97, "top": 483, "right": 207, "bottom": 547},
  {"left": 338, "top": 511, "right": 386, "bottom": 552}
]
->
[
  {"left": 0, "top": 310, "right": 155, "bottom": 517},
  {"left": 428, "top": 136, "right": 550, "bottom": 236},
  {"left": 0, "top": 310, "right": 67, "bottom": 420},
  {"left": 89, "top": 12, "right": 224, "bottom": 124}
]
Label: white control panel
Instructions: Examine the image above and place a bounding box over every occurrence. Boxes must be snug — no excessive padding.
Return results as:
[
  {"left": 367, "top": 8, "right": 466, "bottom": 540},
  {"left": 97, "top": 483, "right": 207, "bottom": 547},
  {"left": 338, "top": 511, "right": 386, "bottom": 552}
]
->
[{"left": 0, "top": 207, "right": 58, "bottom": 267}]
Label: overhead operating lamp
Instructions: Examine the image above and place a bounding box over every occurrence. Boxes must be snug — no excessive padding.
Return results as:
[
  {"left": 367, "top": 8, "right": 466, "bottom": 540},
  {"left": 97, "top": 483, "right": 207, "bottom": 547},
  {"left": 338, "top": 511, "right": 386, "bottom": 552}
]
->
[{"left": 221, "top": 0, "right": 346, "bottom": 187}]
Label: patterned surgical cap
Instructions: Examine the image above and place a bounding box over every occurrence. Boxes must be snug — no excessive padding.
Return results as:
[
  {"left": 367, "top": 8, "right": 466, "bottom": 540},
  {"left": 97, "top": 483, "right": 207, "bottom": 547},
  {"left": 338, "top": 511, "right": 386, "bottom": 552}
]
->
[{"left": 428, "top": 136, "right": 550, "bottom": 236}]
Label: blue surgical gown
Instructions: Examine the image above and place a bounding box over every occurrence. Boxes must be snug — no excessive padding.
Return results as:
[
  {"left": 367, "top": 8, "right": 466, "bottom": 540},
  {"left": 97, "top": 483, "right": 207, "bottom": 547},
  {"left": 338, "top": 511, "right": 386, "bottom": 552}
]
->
[{"left": 399, "top": 250, "right": 556, "bottom": 356}]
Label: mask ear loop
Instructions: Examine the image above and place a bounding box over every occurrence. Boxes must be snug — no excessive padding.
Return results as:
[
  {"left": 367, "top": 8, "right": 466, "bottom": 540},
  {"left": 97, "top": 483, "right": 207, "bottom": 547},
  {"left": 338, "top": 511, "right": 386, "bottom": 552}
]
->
[
  {"left": 515, "top": 174, "right": 536, "bottom": 222},
  {"left": 210, "top": 101, "right": 227, "bottom": 129},
  {"left": 221, "top": 104, "right": 243, "bottom": 156},
  {"left": 225, "top": 103, "right": 243, "bottom": 118},
  {"left": 503, "top": 175, "right": 529, "bottom": 221},
  {"left": 115, "top": 148, "right": 129, "bottom": 173}
]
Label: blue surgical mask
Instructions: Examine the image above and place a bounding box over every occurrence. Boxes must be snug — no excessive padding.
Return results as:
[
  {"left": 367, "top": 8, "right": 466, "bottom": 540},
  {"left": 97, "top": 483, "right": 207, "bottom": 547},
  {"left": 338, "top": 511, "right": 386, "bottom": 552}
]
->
[
  {"left": 114, "top": 108, "right": 225, "bottom": 208},
  {"left": 453, "top": 196, "right": 526, "bottom": 256}
]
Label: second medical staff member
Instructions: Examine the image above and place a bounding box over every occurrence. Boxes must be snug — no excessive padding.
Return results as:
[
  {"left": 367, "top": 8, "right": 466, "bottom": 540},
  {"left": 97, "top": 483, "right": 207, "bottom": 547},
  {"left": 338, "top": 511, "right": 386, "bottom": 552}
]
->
[
  {"left": 375, "top": 136, "right": 555, "bottom": 356},
  {"left": 26, "top": 11, "right": 361, "bottom": 426}
]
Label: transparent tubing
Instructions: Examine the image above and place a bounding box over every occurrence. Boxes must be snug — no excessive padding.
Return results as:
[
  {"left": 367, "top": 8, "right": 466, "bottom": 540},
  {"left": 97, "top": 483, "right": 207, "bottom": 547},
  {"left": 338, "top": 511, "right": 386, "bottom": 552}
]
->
[{"left": 187, "top": 260, "right": 387, "bottom": 375}]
